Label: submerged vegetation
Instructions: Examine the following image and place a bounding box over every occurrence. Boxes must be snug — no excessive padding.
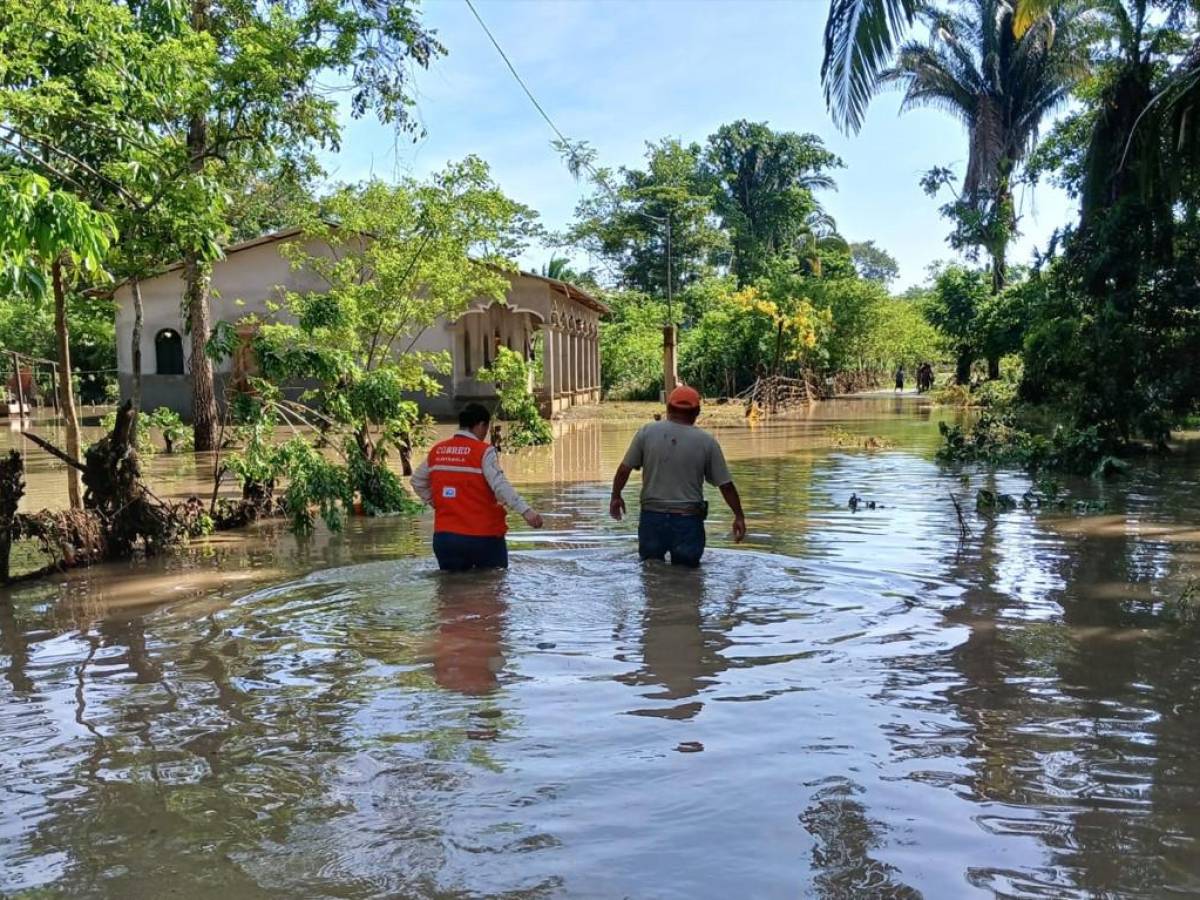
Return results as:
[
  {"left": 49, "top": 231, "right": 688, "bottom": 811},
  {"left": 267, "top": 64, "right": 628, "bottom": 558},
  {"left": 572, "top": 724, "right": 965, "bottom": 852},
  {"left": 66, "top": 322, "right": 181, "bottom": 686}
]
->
[{"left": 477, "top": 347, "right": 553, "bottom": 449}]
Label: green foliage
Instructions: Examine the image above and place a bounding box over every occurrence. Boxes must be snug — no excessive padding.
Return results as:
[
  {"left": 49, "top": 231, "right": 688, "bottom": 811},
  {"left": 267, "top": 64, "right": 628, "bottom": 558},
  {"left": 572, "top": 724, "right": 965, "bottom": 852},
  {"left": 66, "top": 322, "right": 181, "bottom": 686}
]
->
[
  {"left": 849, "top": 240, "right": 899, "bottom": 284},
  {"left": 0, "top": 289, "right": 116, "bottom": 402},
  {"left": 567, "top": 138, "right": 727, "bottom": 296},
  {"left": 477, "top": 348, "right": 552, "bottom": 448},
  {"left": 936, "top": 412, "right": 1109, "bottom": 475},
  {"left": 275, "top": 439, "right": 353, "bottom": 536},
  {"left": 705, "top": 120, "right": 844, "bottom": 285},
  {"left": 923, "top": 265, "right": 991, "bottom": 381},
  {"left": 345, "top": 439, "right": 421, "bottom": 517},
  {"left": 220, "top": 160, "right": 533, "bottom": 532},
  {"left": 146, "top": 407, "right": 192, "bottom": 454},
  {"left": 807, "top": 275, "right": 889, "bottom": 374},
  {"left": 859, "top": 293, "right": 943, "bottom": 373},
  {"left": 600, "top": 291, "right": 670, "bottom": 400}
]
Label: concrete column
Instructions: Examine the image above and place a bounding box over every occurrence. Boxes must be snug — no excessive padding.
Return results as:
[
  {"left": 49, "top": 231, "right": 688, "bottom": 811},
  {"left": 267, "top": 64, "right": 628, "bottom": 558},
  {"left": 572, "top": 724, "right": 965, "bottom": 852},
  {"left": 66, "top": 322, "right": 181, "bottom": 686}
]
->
[
  {"left": 569, "top": 328, "right": 577, "bottom": 396},
  {"left": 592, "top": 329, "right": 600, "bottom": 393},
  {"left": 590, "top": 325, "right": 598, "bottom": 390},
  {"left": 559, "top": 327, "right": 567, "bottom": 398},
  {"left": 663, "top": 325, "right": 678, "bottom": 396},
  {"left": 542, "top": 325, "right": 554, "bottom": 400},
  {"left": 563, "top": 327, "right": 572, "bottom": 397},
  {"left": 585, "top": 328, "right": 595, "bottom": 391}
]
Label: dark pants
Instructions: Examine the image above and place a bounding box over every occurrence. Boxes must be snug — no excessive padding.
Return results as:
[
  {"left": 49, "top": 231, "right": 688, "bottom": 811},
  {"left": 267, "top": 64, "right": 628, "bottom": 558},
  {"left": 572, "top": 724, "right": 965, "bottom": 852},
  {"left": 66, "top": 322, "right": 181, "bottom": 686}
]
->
[
  {"left": 433, "top": 532, "right": 509, "bottom": 572},
  {"left": 638, "top": 511, "right": 706, "bottom": 568}
]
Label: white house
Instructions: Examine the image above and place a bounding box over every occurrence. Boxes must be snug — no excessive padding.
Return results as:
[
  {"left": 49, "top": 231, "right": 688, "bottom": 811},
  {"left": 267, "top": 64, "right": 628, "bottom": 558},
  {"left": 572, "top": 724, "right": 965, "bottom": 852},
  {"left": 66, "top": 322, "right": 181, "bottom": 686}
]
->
[{"left": 112, "top": 228, "right": 606, "bottom": 419}]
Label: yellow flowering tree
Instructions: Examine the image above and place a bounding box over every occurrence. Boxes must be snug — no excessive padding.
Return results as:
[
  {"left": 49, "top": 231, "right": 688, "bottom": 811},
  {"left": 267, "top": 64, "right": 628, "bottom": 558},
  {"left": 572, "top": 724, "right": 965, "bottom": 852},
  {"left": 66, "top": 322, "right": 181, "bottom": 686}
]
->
[{"left": 731, "top": 274, "right": 833, "bottom": 375}]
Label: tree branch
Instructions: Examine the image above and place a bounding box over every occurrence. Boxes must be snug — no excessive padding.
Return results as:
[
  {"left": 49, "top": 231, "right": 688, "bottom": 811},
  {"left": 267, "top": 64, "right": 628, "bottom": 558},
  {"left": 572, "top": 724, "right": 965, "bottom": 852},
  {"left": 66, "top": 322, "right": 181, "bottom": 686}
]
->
[{"left": 21, "top": 431, "right": 86, "bottom": 473}]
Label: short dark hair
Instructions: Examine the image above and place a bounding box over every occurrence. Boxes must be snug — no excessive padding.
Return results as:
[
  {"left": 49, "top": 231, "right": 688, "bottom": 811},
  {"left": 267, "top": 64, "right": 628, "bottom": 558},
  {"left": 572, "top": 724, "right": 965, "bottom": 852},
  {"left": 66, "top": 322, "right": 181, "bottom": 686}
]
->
[{"left": 459, "top": 402, "right": 492, "bottom": 431}]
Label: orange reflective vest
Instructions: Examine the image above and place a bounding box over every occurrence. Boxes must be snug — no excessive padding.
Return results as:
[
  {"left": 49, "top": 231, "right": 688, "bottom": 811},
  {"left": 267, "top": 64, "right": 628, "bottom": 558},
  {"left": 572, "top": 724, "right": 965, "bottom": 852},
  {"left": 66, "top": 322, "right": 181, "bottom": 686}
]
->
[{"left": 428, "top": 435, "right": 508, "bottom": 537}]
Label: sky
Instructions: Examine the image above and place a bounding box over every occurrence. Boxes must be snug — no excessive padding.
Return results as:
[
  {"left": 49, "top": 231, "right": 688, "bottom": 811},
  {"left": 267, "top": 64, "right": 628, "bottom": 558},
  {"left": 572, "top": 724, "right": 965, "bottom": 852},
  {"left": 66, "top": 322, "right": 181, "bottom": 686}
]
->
[{"left": 323, "top": 0, "right": 1078, "bottom": 290}]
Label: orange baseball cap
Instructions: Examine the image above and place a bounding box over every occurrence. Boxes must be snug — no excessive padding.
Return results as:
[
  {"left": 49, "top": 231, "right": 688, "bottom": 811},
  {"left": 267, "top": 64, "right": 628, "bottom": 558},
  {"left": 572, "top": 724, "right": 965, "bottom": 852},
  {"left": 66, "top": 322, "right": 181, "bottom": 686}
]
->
[{"left": 667, "top": 385, "right": 701, "bottom": 409}]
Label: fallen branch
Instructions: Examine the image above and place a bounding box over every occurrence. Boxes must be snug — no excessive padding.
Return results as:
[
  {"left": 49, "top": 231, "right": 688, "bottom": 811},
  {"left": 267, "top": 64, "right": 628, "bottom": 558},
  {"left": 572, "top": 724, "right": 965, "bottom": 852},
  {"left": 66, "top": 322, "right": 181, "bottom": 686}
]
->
[
  {"left": 949, "top": 492, "right": 972, "bottom": 540},
  {"left": 20, "top": 431, "right": 86, "bottom": 473}
]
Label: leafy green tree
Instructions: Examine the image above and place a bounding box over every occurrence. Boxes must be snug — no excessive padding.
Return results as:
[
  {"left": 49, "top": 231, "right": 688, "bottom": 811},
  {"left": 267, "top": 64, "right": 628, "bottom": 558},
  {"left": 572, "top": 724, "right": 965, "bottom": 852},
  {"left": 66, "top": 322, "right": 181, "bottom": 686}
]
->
[
  {"left": 0, "top": 173, "right": 116, "bottom": 508},
  {"left": 477, "top": 348, "right": 552, "bottom": 448},
  {"left": 862, "top": 293, "right": 944, "bottom": 372},
  {"left": 1018, "top": 0, "right": 1200, "bottom": 443},
  {"left": 808, "top": 275, "right": 892, "bottom": 374},
  {"left": 744, "top": 266, "right": 835, "bottom": 375},
  {"left": 567, "top": 138, "right": 727, "bottom": 296},
  {"left": 241, "top": 159, "right": 535, "bottom": 521},
  {"left": 599, "top": 291, "right": 670, "bottom": 400},
  {"left": 703, "top": 121, "right": 843, "bottom": 285},
  {"left": 679, "top": 292, "right": 770, "bottom": 397},
  {"left": 821, "top": 0, "right": 919, "bottom": 133},
  {"left": 849, "top": 240, "right": 900, "bottom": 284},
  {"left": 0, "top": 0, "right": 223, "bottom": 419},
  {"left": 923, "top": 264, "right": 990, "bottom": 384},
  {"left": 168, "top": 0, "right": 445, "bottom": 451}
]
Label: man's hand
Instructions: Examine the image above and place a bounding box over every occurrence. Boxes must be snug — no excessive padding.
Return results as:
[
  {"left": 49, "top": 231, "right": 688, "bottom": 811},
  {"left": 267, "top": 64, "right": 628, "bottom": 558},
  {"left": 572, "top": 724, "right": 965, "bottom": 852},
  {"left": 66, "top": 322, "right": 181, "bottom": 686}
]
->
[
  {"left": 610, "top": 495, "right": 626, "bottom": 521},
  {"left": 523, "top": 509, "right": 545, "bottom": 529},
  {"left": 732, "top": 515, "right": 747, "bottom": 543}
]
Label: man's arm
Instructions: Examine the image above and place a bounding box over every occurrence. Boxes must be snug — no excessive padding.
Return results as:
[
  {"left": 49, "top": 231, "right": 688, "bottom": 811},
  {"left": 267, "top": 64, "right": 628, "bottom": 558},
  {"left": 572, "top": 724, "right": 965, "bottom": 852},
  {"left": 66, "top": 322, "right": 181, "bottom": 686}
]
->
[
  {"left": 611, "top": 429, "right": 645, "bottom": 520},
  {"left": 610, "top": 463, "right": 634, "bottom": 520},
  {"left": 482, "top": 447, "right": 543, "bottom": 528},
  {"left": 719, "top": 481, "right": 747, "bottom": 543},
  {"left": 411, "top": 458, "right": 433, "bottom": 505}
]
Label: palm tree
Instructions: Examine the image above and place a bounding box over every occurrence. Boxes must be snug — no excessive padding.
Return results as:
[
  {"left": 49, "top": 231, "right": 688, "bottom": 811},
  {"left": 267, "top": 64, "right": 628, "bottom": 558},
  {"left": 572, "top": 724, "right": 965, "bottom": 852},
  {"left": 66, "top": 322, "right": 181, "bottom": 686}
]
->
[
  {"left": 881, "top": 0, "right": 1086, "bottom": 288},
  {"left": 541, "top": 256, "right": 579, "bottom": 282}
]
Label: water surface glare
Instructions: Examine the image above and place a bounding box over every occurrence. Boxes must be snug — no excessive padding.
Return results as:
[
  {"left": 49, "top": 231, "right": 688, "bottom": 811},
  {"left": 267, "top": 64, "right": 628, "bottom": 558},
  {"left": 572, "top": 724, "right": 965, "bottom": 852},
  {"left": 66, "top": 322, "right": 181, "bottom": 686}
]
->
[{"left": 3, "top": 398, "right": 1200, "bottom": 898}]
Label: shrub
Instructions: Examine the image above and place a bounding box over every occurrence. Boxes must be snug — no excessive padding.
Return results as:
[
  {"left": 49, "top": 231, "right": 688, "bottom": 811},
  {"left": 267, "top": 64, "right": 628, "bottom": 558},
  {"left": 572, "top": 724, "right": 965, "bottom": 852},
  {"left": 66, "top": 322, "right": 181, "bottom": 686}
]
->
[
  {"left": 477, "top": 347, "right": 552, "bottom": 448},
  {"left": 145, "top": 407, "right": 192, "bottom": 453}
]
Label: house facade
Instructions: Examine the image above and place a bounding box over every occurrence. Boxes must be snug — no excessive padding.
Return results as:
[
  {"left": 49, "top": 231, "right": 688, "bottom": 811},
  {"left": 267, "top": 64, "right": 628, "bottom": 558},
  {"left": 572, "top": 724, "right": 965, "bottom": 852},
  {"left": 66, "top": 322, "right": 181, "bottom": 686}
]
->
[{"left": 112, "top": 229, "right": 606, "bottom": 419}]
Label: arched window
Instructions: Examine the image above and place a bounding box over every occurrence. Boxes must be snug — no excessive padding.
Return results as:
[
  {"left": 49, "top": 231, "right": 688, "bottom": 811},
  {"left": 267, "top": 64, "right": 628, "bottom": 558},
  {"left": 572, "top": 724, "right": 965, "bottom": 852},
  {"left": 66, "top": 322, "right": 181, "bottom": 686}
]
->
[
  {"left": 462, "top": 329, "right": 473, "bottom": 377},
  {"left": 155, "top": 329, "right": 184, "bottom": 375}
]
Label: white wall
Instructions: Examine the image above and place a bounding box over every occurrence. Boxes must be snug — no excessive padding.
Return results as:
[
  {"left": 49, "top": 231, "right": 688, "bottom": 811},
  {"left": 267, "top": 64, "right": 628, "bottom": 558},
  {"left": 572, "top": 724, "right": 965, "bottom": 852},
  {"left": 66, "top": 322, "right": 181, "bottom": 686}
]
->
[{"left": 113, "top": 236, "right": 348, "bottom": 377}]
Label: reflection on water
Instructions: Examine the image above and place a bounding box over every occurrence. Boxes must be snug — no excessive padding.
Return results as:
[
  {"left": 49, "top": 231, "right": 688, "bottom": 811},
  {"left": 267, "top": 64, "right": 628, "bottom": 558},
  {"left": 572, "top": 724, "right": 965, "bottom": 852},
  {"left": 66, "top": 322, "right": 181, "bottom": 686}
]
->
[{"left": 3, "top": 397, "right": 1200, "bottom": 897}]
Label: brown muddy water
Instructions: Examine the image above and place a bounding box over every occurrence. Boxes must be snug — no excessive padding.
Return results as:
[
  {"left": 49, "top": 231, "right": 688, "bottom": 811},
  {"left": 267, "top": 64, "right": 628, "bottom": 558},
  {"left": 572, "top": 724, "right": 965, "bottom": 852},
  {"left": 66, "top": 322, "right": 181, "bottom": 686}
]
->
[{"left": 3, "top": 396, "right": 1200, "bottom": 898}]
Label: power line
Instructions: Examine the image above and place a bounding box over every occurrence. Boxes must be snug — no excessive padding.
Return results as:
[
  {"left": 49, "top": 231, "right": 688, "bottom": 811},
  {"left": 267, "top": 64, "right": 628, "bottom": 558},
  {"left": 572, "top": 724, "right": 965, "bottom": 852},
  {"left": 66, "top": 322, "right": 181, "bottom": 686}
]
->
[
  {"left": 462, "top": 0, "right": 665, "bottom": 226},
  {"left": 464, "top": 0, "right": 678, "bottom": 327}
]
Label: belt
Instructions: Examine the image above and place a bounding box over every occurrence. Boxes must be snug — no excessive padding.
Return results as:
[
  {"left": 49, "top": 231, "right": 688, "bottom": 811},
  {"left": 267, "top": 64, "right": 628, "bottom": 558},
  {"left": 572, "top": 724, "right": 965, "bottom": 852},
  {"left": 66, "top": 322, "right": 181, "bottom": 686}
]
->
[{"left": 642, "top": 503, "right": 706, "bottom": 517}]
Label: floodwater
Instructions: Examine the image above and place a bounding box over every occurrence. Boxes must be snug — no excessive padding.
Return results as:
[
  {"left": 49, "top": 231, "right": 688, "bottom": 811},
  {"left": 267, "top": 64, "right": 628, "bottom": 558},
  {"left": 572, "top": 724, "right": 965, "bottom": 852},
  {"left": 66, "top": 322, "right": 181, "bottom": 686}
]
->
[{"left": 3, "top": 397, "right": 1200, "bottom": 898}]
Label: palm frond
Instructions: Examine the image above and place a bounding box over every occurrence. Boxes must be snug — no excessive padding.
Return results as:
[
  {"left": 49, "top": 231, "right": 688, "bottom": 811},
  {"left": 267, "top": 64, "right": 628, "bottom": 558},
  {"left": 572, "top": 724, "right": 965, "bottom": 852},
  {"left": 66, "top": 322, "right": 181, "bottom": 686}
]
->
[{"left": 822, "top": 0, "right": 920, "bottom": 133}]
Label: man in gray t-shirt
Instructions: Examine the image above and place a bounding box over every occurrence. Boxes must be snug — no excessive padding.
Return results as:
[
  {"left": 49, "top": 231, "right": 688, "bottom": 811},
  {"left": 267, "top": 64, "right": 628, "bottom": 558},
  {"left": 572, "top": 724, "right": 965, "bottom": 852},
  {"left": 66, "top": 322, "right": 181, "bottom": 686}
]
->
[{"left": 610, "top": 385, "right": 747, "bottom": 567}]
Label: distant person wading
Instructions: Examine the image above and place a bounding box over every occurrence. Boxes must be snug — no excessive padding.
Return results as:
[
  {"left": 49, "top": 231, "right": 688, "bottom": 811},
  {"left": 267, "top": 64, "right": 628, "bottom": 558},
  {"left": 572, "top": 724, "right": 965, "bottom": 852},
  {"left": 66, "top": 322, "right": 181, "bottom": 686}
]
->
[
  {"left": 610, "top": 385, "right": 747, "bottom": 567},
  {"left": 412, "top": 403, "right": 544, "bottom": 571}
]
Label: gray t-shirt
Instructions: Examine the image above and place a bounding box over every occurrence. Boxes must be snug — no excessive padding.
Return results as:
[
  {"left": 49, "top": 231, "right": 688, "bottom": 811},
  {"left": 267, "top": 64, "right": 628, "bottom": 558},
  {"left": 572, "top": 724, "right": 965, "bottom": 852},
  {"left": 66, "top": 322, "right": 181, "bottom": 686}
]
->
[{"left": 621, "top": 420, "right": 733, "bottom": 510}]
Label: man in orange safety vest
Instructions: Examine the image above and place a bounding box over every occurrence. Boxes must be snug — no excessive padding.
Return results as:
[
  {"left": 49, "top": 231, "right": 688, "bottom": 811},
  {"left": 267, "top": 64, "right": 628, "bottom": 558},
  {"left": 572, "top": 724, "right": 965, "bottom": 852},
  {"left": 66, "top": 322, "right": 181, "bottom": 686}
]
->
[{"left": 412, "top": 403, "right": 544, "bottom": 571}]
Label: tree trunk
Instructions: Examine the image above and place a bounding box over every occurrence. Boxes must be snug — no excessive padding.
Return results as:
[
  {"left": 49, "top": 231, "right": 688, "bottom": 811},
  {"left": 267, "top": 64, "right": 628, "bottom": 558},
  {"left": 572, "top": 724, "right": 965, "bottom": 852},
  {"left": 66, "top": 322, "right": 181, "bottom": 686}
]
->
[
  {"left": 52, "top": 258, "right": 82, "bottom": 510},
  {"left": 986, "top": 176, "right": 1011, "bottom": 382},
  {"left": 185, "top": 0, "right": 218, "bottom": 451},
  {"left": 956, "top": 350, "right": 972, "bottom": 386},
  {"left": 130, "top": 276, "right": 144, "bottom": 411},
  {"left": 0, "top": 450, "right": 22, "bottom": 583},
  {"left": 185, "top": 252, "right": 217, "bottom": 451}
]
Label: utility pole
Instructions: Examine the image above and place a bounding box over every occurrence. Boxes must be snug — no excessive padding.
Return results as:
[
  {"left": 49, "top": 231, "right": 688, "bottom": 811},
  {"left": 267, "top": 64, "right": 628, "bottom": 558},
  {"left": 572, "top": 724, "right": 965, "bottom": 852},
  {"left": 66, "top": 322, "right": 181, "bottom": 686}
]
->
[{"left": 662, "top": 211, "right": 678, "bottom": 396}]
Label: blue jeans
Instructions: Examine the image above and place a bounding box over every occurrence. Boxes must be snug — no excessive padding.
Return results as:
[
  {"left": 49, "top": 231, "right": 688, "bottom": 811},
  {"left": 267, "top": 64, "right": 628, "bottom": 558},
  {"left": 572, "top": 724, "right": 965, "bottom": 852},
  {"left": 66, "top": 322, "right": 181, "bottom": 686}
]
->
[
  {"left": 433, "top": 532, "right": 509, "bottom": 572},
  {"left": 638, "top": 511, "right": 706, "bottom": 568}
]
